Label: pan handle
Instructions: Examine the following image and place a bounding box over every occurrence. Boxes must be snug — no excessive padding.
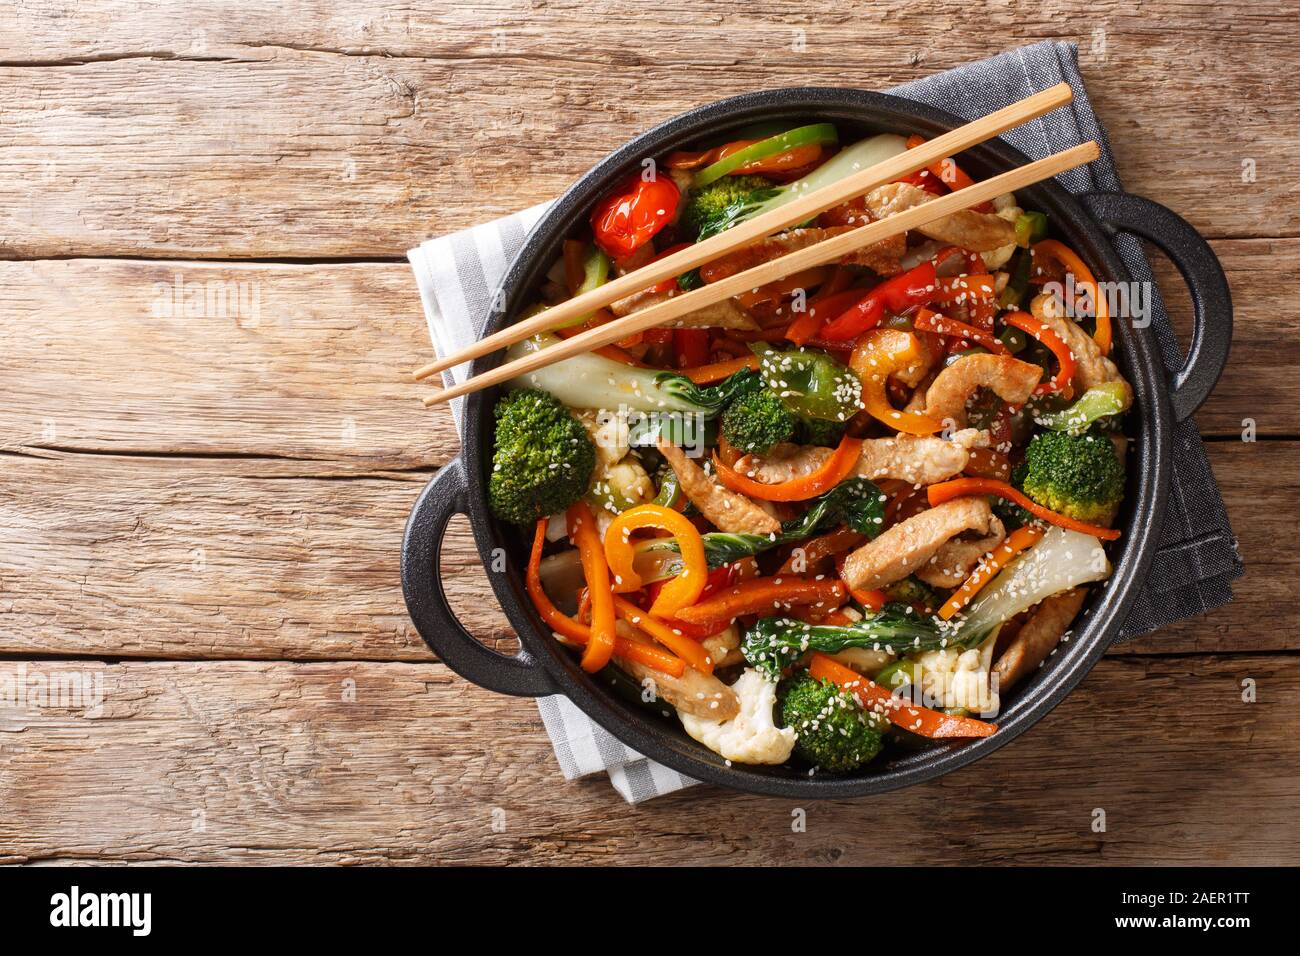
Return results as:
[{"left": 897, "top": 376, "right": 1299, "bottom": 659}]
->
[
  {"left": 1079, "top": 192, "right": 1232, "bottom": 423},
  {"left": 401, "top": 458, "right": 557, "bottom": 698}
]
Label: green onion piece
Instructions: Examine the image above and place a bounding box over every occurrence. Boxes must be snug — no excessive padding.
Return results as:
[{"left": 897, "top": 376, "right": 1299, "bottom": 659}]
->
[
  {"left": 559, "top": 244, "right": 611, "bottom": 327},
  {"left": 1014, "top": 211, "right": 1049, "bottom": 248},
  {"left": 694, "top": 124, "right": 838, "bottom": 188}
]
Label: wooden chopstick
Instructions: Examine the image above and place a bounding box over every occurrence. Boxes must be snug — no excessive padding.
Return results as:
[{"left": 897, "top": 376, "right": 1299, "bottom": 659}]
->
[
  {"left": 422, "top": 140, "right": 1100, "bottom": 408},
  {"left": 411, "top": 82, "right": 1074, "bottom": 382}
]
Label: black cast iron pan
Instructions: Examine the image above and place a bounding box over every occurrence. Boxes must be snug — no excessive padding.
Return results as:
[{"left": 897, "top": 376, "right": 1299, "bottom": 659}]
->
[{"left": 402, "top": 89, "right": 1231, "bottom": 798}]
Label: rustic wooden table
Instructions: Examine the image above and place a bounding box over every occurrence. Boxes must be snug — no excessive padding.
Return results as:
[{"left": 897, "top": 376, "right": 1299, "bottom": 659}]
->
[{"left": 2, "top": 1, "right": 1297, "bottom": 865}]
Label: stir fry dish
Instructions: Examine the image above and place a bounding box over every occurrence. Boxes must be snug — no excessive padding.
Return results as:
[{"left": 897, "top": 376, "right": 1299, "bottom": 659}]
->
[{"left": 489, "top": 123, "right": 1133, "bottom": 772}]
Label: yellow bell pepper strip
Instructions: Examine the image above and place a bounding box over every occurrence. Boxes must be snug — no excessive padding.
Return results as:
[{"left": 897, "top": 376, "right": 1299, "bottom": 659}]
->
[
  {"left": 927, "top": 477, "right": 1122, "bottom": 541},
  {"left": 848, "top": 328, "right": 943, "bottom": 435},
  {"left": 604, "top": 504, "right": 708, "bottom": 617},
  {"left": 809, "top": 652, "right": 998, "bottom": 738},
  {"left": 526, "top": 519, "right": 684, "bottom": 677},
  {"left": 566, "top": 502, "right": 617, "bottom": 672},
  {"left": 937, "top": 524, "right": 1046, "bottom": 620},
  {"left": 674, "top": 577, "right": 847, "bottom": 626},
  {"left": 1002, "top": 310, "right": 1077, "bottom": 396},
  {"left": 611, "top": 596, "right": 715, "bottom": 674},
  {"left": 1032, "top": 238, "right": 1112, "bottom": 355},
  {"left": 712, "top": 432, "right": 864, "bottom": 502}
]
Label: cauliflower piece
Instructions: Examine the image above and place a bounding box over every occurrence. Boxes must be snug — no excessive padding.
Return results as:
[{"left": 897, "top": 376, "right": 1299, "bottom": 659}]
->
[
  {"left": 679, "top": 668, "right": 796, "bottom": 765},
  {"left": 982, "top": 194, "right": 1024, "bottom": 270},
  {"left": 913, "top": 635, "right": 1000, "bottom": 715}
]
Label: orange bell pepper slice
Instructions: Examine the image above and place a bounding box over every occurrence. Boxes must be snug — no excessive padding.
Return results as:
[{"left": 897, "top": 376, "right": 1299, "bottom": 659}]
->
[
  {"left": 712, "top": 432, "right": 863, "bottom": 502},
  {"left": 848, "top": 328, "right": 942, "bottom": 435},
  {"left": 927, "top": 477, "right": 1121, "bottom": 541},
  {"left": 611, "top": 596, "right": 715, "bottom": 674},
  {"left": 1033, "top": 239, "right": 1111, "bottom": 355},
  {"left": 1002, "top": 310, "right": 1076, "bottom": 396},
  {"left": 809, "top": 652, "right": 998, "bottom": 738},
  {"left": 603, "top": 504, "right": 708, "bottom": 618},
  {"left": 526, "top": 519, "right": 684, "bottom": 677},
  {"left": 674, "top": 577, "right": 847, "bottom": 625},
  {"left": 938, "top": 524, "right": 1046, "bottom": 621}
]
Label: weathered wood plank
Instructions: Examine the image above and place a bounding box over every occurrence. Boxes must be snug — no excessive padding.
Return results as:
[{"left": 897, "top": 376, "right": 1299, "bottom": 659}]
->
[
  {"left": 1, "top": 2, "right": 1296, "bottom": 258},
  {"left": 0, "top": 245, "right": 1289, "bottom": 470},
  {"left": 0, "top": 259, "right": 456, "bottom": 468},
  {"left": 0, "top": 441, "right": 1281, "bottom": 659},
  {"left": 0, "top": 653, "right": 1293, "bottom": 865}
]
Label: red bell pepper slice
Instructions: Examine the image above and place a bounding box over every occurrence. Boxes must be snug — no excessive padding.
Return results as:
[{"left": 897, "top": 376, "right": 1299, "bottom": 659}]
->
[{"left": 818, "top": 261, "right": 938, "bottom": 343}]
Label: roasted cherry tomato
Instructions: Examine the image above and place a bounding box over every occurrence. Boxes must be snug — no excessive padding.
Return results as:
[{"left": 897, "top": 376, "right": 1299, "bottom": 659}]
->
[{"left": 590, "top": 174, "right": 680, "bottom": 259}]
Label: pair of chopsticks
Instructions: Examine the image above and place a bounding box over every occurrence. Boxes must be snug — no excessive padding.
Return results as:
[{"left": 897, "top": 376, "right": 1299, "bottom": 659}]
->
[{"left": 416, "top": 83, "right": 1097, "bottom": 407}]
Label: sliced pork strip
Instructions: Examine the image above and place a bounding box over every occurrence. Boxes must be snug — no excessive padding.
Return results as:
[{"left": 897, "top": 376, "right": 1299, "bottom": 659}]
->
[
  {"left": 698, "top": 227, "right": 905, "bottom": 283},
  {"left": 841, "top": 496, "right": 995, "bottom": 591},
  {"left": 657, "top": 439, "right": 781, "bottom": 537},
  {"left": 734, "top": 430, "right": 984, "bottom": 487},
  {"left": 923, "top": 353, "right": 1042, "bottom": 428},
  {"left": 992, "top": 587, "right": 1088, "bottom": 691},
  {"left": 915, "top": 516, "right": 1007, "bottom": 589},
  {"left": 863, "top": 182, "right": 1016, "bottom": 252},
  {"left": 616, "top": 653, "right": 741, "bottom": 720},
  {"left": 608, "top": 287, "right": 758, "bottom": 331},
  {"left": 1029, "top": 292, "right": 1135, "bottom": 405}
]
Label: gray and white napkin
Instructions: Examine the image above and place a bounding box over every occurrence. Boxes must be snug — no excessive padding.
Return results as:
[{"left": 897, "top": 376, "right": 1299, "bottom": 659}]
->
[{"left": 408, "top": 41, "right": 1243, "bottom": 803}]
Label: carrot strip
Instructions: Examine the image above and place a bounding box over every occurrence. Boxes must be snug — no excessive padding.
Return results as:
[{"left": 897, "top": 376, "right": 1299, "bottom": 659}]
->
[
  {"left": 1033, "top": 239, "right": 1111, "bottom": 355},
  {"left": 679, "top": 354, "right": 760, "bottom": 384},
  {"left": 847, "top": 586, "right": 887, "bottom": 611},
  {"left": 937, "top": 524, "right": 1046, "bottom": 620},
  {"left": 1002, "top": 310, "right": 1076, "bottom": 395},
  {"left": 926, "top": 477, "right": 1121, "bottom": 541},
  {"left": 777, "top": 526, "right": 865, "bottom": 575},
  {"left": 680, "top": 577, "right": 845, "bottom": 622},
  {"left": 809, "top": 652, "right": 998, "bottom": 738},
  {"left": 612, "top": 596, "right": 714, "bottom": 674},
  {"left": 526, "top": 520, "right": 684, "bottom": 677},
  {"left": 675, "top": 577, "right": 846, "bottom": 625},
  {"left": 713, "top": 433, "right": 862, "bottom": 502},
  {"left": 567, "top": 503, "right": 617, "bottom": 672}
]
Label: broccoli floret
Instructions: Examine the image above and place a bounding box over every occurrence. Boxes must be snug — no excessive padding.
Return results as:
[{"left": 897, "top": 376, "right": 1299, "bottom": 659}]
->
[
  {"left": 1021, "top": 430, "right": 1123, "bottom": 524},
  {"left": 721, "top": 388, "right": 796, "bottom": 455},
  {"left": 798, "top": 416, "right": 847, "bottom": 448},
  {"left": 779, "top": 671, "right": 886, "bottom": 772},
  {"left": 680, "top": 175, "right": 778, "bottom": 241},
  {"left": 488, "top": 388, "right": 595, "bottom": 524},
  {"left": 883, "top": 576, "right": 940, "bottom": 613}
]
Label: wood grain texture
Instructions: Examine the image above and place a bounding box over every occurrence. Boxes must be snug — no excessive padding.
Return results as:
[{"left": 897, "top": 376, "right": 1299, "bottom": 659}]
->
[
  {"left": 1, "top": 0, "right": 1292, "bottom": 866},
  {"left": 0, "top": 654, "right": 1293, "bottom": 865},
  {"left": 1, "top": 1, "right": 1297, "bottom": 258},
  {"left": 0, "top": 246, "right": 1292, "bottom": 468},
  {"left": 0, "top": 441, "right": 1285, "bottom": 660}
]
